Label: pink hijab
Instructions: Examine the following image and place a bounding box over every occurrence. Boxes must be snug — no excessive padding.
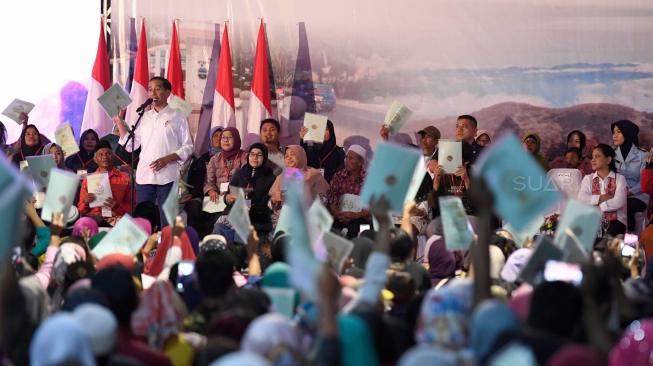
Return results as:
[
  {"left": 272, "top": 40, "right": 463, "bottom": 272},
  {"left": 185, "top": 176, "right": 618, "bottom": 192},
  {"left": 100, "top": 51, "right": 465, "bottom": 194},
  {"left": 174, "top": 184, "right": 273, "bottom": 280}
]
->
[
  {"left": 269, "top": 145, "right": 328, "bottom": 201},
  {"left": 72, "top": 217, "right": 99, "bottom": 238}
]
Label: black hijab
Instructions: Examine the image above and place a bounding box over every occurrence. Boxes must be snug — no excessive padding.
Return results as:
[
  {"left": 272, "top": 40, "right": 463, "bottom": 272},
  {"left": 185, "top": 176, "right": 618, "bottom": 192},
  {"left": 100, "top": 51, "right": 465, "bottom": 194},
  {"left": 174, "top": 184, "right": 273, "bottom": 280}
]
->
[
  {"left": 318, "top": 120, "right": 337, "bottom": 156},
  {"left": 243, "top": 143, "right": 272, "bottom": 181},
  {"left": 611, "top": 120, "right": 639, "bottom": 159},
  {"left": 78, "top": 129, "right": 100, "bottom": 161},
  {"left": 20, "top": 124, "right": 43, "bottom": 157}
]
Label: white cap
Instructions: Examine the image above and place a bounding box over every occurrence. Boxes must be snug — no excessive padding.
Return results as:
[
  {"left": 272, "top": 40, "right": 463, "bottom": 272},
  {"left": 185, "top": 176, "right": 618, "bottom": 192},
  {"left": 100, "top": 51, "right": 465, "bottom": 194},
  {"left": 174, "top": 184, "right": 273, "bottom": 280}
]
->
[{"left": 347, "top": 145, "right": 367, "bottom": 162}]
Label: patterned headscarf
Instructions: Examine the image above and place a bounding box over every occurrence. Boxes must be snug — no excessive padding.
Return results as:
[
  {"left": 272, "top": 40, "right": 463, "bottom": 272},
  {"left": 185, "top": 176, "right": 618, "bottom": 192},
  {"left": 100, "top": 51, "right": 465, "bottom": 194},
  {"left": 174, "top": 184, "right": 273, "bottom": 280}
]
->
[
  {"left": 131, "top": 280, "right": 187, "bottom": 349},
  {"left": 416, "top": 279, "right": 474, "bottom": 350}
]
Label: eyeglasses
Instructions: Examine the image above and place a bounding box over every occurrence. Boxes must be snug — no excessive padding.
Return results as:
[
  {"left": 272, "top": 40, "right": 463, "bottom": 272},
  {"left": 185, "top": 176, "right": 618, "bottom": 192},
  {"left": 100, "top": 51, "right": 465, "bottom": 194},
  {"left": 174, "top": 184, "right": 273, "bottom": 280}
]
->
[
  {"left": 221, "top": 136, "right": 234, "bottom": 141},
  {"left": 249, "top": 152, "right": 263, "bottom": 158}
]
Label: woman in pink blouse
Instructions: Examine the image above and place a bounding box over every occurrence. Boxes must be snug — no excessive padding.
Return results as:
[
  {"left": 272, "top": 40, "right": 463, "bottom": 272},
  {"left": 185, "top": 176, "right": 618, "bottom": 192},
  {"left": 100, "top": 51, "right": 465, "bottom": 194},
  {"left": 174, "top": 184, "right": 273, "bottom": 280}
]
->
[{"left": 204, "top": 127, "right": 248, "bottom": 204}]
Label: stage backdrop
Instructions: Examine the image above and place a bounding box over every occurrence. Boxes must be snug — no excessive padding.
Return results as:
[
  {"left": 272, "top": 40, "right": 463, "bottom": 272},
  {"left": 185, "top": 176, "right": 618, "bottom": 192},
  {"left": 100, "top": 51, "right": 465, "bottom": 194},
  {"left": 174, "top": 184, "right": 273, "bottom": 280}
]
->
[
  {"left": 0, "top": 0, "right": 98, "bottom": 143},
  {"left": 114, "top": 1, "right": 653, "bottom": 158}
]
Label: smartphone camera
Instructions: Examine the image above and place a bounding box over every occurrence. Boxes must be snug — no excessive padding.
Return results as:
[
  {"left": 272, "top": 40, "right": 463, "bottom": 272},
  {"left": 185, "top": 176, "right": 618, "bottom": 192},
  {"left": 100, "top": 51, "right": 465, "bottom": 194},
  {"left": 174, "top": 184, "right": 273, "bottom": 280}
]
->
[
  {"left": 176, "top": 260, "right": 195, "bottom": 291},
  {"left": 543, "top": 260, "right": 583, "bottom": 286}
]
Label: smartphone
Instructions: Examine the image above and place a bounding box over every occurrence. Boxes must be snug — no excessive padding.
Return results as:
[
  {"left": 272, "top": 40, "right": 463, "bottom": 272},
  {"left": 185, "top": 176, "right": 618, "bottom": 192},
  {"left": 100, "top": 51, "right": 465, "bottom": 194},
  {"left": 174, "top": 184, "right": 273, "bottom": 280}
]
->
[
  {"left": 176, "top": 260, "right": 195, "bottom": 291},
  {"left": 621, "top": 245, "right": 636, "bottom": 257},
  {"left": 178, "top": 260, "right": 195, "bottom": 277},
  {"left": 543, "top": 260, "right": 583, "bottom": 286}
]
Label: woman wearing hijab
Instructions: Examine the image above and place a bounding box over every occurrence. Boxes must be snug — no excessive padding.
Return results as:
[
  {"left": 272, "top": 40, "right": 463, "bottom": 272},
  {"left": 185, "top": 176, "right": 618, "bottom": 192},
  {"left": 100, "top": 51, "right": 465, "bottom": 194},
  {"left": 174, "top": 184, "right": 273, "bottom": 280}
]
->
[
  {"left": 270, "top": 145, "right": 330, "bottom": 202},
  {"left": 183, "top": 126, "right": 223, "bottom": 237},
  {"left": 42, "top": 142, "right": 66, "bottom": 169},
  {"left": 475, "top": 130, "right": 491, "bottom": 147},
  {"left": 522, "top": 132, "right": 549, "bottom": 171},
  {"left": 212, "top": 143, "right": 277, "bottom": 241},
  {"left": 204, "top": 127, "right": 248, "bottom": 208},
  {"left": 612, "top": 120, "right": 649, "bottom": 232},
  {"left": 269, "top": 145, "right": 329, "bottom": 215},
  {"left": 470, "top": 300, "right": 520, "bottom": 366},
  {"left": 30, "top": 313, "right": 96, "bottom": 366},
  {"left": 549, "top": 130, "right": 593, "bottom": 174},
  {"left": 227, "top": 143, "right": 276, "bottom": 227},
  {"left": 12, "top": 124, "right": 44, "bottom": 167},
  {"left": 426, "top": 235, "right": 456, "bottom": 288},
  {"left": 578, "top": 144, "right": 628, "bottom": 236},
  {"left": 64, "top": 128, "right": 99, "bottom": 174},
  {"left": 241, "top": 313, "right": 305, "bottom": 366},
  {"left": 131, "top": 280, "right": 194, "bottom": 365},
  {"left": 300, "top": 120, "right": 346, "bottom": 183},
  {"left": 403, "top": 280, "right": 474, "bottom": 364}
]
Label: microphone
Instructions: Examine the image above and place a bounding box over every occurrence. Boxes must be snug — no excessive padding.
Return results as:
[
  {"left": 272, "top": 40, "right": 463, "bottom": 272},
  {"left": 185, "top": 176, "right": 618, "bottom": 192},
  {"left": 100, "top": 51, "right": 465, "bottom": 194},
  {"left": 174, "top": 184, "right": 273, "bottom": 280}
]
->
[{"left": 136, "top": 98, "right": 153, "bottom": 113}]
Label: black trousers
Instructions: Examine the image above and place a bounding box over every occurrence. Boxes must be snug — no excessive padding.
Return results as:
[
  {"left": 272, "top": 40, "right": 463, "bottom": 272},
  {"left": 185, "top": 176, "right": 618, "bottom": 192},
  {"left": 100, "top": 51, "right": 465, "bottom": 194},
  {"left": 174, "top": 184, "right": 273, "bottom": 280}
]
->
[{"left": 627, "top": 197, "right": 647, "bottom": 232}]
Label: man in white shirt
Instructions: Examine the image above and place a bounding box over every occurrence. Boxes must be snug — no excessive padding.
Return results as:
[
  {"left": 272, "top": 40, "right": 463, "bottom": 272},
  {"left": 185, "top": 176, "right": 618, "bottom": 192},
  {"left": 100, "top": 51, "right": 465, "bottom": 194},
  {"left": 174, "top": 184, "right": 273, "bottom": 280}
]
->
[{"left": 113, "top": 77, "right": 193, "bottom": 226}]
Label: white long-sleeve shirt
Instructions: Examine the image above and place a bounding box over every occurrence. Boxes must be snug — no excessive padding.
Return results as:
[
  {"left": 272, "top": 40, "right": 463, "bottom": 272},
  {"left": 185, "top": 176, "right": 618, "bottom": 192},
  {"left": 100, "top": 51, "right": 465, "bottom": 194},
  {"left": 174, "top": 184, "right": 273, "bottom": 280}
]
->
[
  {"left": 119, "top": 105, "right": 193, "bottom": 185},
  {"left": 578, "top": 171, "right": 628, "bottom": 225}
]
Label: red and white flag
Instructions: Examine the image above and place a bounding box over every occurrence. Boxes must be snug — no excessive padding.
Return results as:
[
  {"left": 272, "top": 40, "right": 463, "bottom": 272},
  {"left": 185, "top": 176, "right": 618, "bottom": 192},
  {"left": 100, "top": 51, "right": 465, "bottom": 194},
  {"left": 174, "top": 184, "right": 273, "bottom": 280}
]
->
[
  {"left": 167, "top": 21, "right": 184, "bottom": 99},
  {"left": 246, "top": 20, "right": 272, "bottom": 137},
  {"left": 212, "top": 25, "right": 235, "bottom": 129},
  {"left": 124, "top": 18, "right": 150, "bottom": 126},
  {"left": 81, "top": 18, "right": 112, "bottom": 137}
]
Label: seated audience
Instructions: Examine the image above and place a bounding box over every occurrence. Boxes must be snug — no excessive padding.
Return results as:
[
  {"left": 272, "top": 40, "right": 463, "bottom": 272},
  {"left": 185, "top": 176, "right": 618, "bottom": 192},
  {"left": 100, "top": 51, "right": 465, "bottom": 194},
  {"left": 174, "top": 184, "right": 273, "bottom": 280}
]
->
[
  {"left": 78, "top": 141, "right": 132, "bottom": 225},
  {"left": 326, "top": 145, "right": 370, "bottom": 238},
  {"left": 269, "top": 145, "right": 329, "bottom": 210},
  {"left": 42, "top": 142, "right": 66, "bottom": 170},
  {"left": 300, "top": 119, "right": 345, "bottom": 183},
  {"left": 214, "top": 143, "right": 276, "bottom": 240},
  {"left": 475, "top": 130, "right": 491, "bottom": 147},
  {"left": 65, "top": 129, "right": 99, "bottom": 175},
  {"left": 522, "top": 132, "right": 549, "bottom": 171},
  {"left": 259, "top": 118, "right": 285, "bottom": 175},
  {"left": 12, "top": 124, "right": 44, "bottom": 167},
  {"left": 578, "top": 144, "right": 628, "bottom": 236},
  {"left": 612, "top": 119, "right": 649, "bottom": 232},
  {"left": 204, "top": 127, "right": 247, "bottom": 208},
  {"left": 549, "top": 130, "right": 592, "bottom": 174},
  {"left": 183, "top": 126, "right": 223, "bottom": 237}
]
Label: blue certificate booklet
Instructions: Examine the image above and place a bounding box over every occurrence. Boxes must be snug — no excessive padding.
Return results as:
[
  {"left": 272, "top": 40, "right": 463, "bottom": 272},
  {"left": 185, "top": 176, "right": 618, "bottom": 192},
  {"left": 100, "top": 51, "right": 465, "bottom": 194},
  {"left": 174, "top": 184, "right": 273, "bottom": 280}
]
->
[
  {"left": 26, "top": 154, "right": 55, "bottom": 190},
  {"left": 0, "top": 152, "right": 33, "bottom": 261},
  {"left": 474, "top": 133, "right": 560, "bottom": 232},
  {"left": 439, "top": 196, "right": 475, "bottom": 250},
  {"left": 92, "top": 214, "right": 149, "bottom": 259},
  {"left": 360, "top": 142, "right": 423, "bottom": 213},
  {"left": 40, "top": 168, "right": 80, "bottom": 222},
  {"left": 554, "top": 199, "right": 601, "bottom": 253}
]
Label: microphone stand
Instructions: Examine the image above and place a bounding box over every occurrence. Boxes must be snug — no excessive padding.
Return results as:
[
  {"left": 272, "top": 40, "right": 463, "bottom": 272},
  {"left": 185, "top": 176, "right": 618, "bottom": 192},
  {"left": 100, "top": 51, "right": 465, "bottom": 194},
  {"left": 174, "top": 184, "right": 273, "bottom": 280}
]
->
[{"left": 122, "top": 108, "right": 146, "bottom": 214}]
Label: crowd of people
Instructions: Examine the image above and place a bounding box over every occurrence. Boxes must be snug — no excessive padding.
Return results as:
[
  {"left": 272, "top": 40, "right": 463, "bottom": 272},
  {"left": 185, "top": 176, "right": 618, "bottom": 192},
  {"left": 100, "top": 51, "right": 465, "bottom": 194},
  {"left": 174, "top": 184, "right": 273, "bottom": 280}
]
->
[{"left": 1, "top": 76, "right": 653, "bottom": 366}]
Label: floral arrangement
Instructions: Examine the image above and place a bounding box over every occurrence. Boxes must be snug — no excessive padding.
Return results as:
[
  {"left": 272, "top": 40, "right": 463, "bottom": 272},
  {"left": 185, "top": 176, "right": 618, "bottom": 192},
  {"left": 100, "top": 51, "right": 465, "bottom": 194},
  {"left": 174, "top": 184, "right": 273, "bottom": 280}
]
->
[{"left": 540, "top": 213, "right": 560, "bottom": 235}]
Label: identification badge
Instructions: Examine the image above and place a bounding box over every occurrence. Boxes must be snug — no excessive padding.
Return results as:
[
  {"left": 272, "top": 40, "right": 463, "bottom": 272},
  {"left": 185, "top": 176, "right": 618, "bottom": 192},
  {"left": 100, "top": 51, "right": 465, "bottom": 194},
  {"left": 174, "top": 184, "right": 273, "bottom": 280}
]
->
[
  {"left": 19, "top": 160, "right": 28, "bottom": 171},
  {"left": 245, "top": 200, "right": 252, "bottom": 209},
  {"left": 319, "top": 168, "right": 325, "bottom": 176},
  {"left": 77, "top": 169, "right": 87, "bottom": 177},
  {"left": 101, "top": 207, "right": 112, "bottom": 218},
  {"left": 220, "top": 182, "right": 229, "bottom": 193}
]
